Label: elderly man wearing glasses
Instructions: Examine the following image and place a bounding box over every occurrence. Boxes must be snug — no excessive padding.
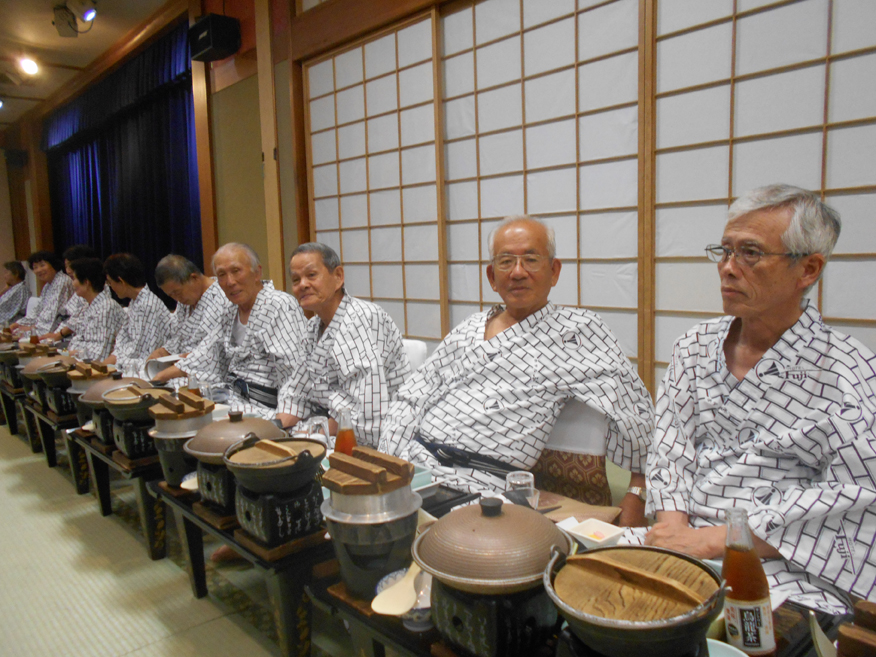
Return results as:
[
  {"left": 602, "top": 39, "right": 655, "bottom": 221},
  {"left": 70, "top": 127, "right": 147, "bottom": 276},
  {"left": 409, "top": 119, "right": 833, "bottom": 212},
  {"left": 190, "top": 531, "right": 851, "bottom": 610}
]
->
[
  {"left": 379, "top": 215, "right": 654, "bottom": 527},
  {"left": 623, "top": 184, "right": 876, "bottom": 614}
]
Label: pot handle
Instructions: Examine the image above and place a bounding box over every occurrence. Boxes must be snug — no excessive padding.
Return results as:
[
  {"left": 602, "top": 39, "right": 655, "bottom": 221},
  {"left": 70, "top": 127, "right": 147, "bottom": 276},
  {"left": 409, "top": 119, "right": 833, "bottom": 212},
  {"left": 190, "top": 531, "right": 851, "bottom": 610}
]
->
[
  {"left": 237, "top": 432, "right": 261, "bottom": 451},
  {"left": 544, "top": 544, "right": 567, "bottom": 590}
]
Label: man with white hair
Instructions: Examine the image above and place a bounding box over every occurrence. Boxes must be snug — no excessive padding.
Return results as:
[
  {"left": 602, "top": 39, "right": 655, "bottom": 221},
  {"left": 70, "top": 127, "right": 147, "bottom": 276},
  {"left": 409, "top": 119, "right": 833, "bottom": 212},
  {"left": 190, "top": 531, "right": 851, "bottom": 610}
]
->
[
  {"left": 626, "top": 184, "right": 876, "bottom": 613},
  {"left": 380, "top": 216, "right": 654, "bottom": 526},
  {"left": 152, "top": 243, "right": 307, "bottom": 418}
]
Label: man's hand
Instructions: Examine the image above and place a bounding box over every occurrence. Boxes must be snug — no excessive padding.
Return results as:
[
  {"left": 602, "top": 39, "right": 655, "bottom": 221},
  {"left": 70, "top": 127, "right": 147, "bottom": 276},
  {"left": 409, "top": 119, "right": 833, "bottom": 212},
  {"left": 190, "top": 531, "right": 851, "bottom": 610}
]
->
[
  {"left": 151, "top": 364, "right": 185, "bottom": 383},
  {"left": 617, "top": 472, "right": 648, "bottom": 527},
  {"left": 147, "top": 347, "right": 170, "bottom": 361},
  {"left": 275, "top": 413, "right": 300, "bottom": 429},
  {"left": 645, "top": 519, "right": 726, "bottom": 560},
  {"left": 41, "top": 332, "right": 63, "bottom": 342}
]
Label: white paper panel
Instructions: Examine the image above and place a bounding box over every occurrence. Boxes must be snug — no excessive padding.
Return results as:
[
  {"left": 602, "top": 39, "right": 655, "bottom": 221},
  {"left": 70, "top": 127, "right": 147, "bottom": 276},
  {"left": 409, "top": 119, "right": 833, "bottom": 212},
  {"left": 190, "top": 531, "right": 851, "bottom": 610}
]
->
[
  {"left": 656, "top": 205, "right": 729, "bottom": 257},
  {"left": 337, "top": 122, "right": 365, "bottom": 160},
  {"left": 524, "top": 18, "right": 575, "bottom": 77},
  {"left": 579, "top": 159, "right": 638, "bottom": 210},
  {"left": 313, "top": 164, "right": 338, "bottom": 197},
  {"left": 829, "top": 54, "right": 876, "bottom": 123},
  {"left": 447, "top": 181, "right": 479, "bottom": 221},
  {"left": 541, "top": 215, "right": 577, "bottom": 259},
  {"left": 579, "top": 211, "right": 639, "bottom": 259},
  {"left": 445, "top": 138, "right": 478, "bottom": 181},
  {"left": 314, "top": 198, "right": 339, "bottom": 231},
  {"left": 311, "top": 129, "right": 336, "bottom": 165},
  {"left": 398, "top": 20, "right": 432, "bottom": 68},
  {"left": 364, "top": 34, "right": 396, "bottom": 79},
  {"left": 399, "top": 62, "right": 434, "bottom": 108},
  {"left": 832, "top": 0, "right": 876, "bottom": 54},
  {"left": 826, "top": 193, "right": 876, "bottom": 254},
  {"left": 341, "top": 228, "right": 371, "bottom": 262},
  {"left": 442, "top": 7, "right": 473, "bottom": 56},
  {"left": 735, "top": 0, "right": 828, "bottom": 77},
  {"left": 309, "top": 96, "right": 336, "bottom": 132},
  {"left": 404, "top": 225, "right": 440, "bottom": 261},
  {"left": 316, "top": 230, "right": 341, "bottom": 257},
  {"left": 479, "top": 130, "right": 523, "bottom": 176},
  {"left": 656, "top": 146, "right": 729, "bottom": 203},
  {"left": 401, "top": 144, "right": 437, "bottom": 185},
  {"left": 823, "top": 261, "right": 876, "bottom": 319},
  {"left": 525, "top": 69, "right": 576, "bottom": 123},
  {"left": 527, "top": 168, "right": 577, "bottom": 214},
  {"left": 657, "top": 0, "right": 733, "bottom": 36},
  {"left": 406, "top": 302, "right": 442, "bottom": 338},
  {"left": 480, "top": 219, "right": 503, "bottom": 260},
  {"left": 444, "top": 53, "right": 475, "bottom": 98},
  {"left": 400, "top": 105, "right": 435, "bottom": 147},
  {"left": 366, "top": 152, "right": 398, "bottom": 190},
  {"left": 371, "top": 264, "right": 404, "bottom": 298},
  {"left": 335, "top": 48, "right": 364, "bottom": 89},
  {"left": 578, "top": 0, "right": 638, "bottom": 61},
  {"left": 308, "top": 60, "right": 334, "bottom": 98},
  {"left": 339, "top": 157, "right": 367, "bottom": 193},
  {"left": 826, "top": 125, "right": 876, "bottom": 189},
  {"left": 579, "top": 106, "right": 638, "bottom": 160},
  {"left": 655, "top": 314, "right": 706, "bottom": 362},
  {"left": 483, "top": 285, "right": 503, "bottom": 304},
  {"left": 343, "top": 264, "right": 371, "bottom": 297},
  {"left": 481, "top": 174, "right": 525, "bottom": 218},
  {"left": 656, "top": 85, "right": 731, "bottom": 149},
  {"left": 526, "top": 119, "right": 576, "bottom": 169},
  {"left": 524, "top": 0, "right": 574, "bottom": 28},
  {"left": 596, "top": 309, "right": 638, "bottom": 358},
  {"left": 340, "top": 193, "right": 368, "bottom": 228},
  {"left": 830, "top": 323, "right": 876, "bottom": 354},
  {"left": 656, "top": 23, "right": 732, "bottom": 94},
  {"left": 477, "top": 84, "right": 523, "bottom": 132},
  {"left": 736, "top": 0, "right": 783, "bottom": 10},
  {"left": 371, "top": 226, "right": 403, "bottom": 262},
  {"left": 378, "top": 300, "right": 406, "bottom": 334},
  {"left": 447, "top": 222, "right": 480, "bottom": 261},
  {"left": 369, "top": 189, "right": 401, "bottom": 226},
  {"left": 654, "top": 364, "right": 668, "bottom": 384},
  {"left": 735, "top": 66, "right": 825, "bottom": 137},
  {"left": 550, "top": 260, "right": 578, "bottom": 306},
  {"left": 336, "top": 85, "right": 365, "bottom": 125},
  {"left": 366, "top": 75, "right": 398, "bottom": 117},
  {"left": 367, "top": 114, "right": 399, "bottom": 153},
  {"left": 403, "top": 185, "right": 439, "bottom": 223},
  {"left": 475, "top": 0, "right": 521, "bottom": 45},
  {"left": 476, "top": 37, "right": 522, "bottom": 89},
  {"left": 578, "top": 52, "right": 638, "bottom": 112},
  {"left": 449, "top": 263, "right": 482, "bottom": 302},
  {"left": 580, "top": 262, "right": 638, "bottom": 308},
  {"left": 655, "top": 262, "right": 722, "bottom": 312},
  {"left": 450, "top": 303, "right": 480, "bottom": 330},
  {"left": 444, "top": 96, "right": 476, "bottom": 140},
  {"left": 733, "top": 133, "right": 823, "bottom": 195},
  {"left": 405, "top": 264, "right": 441, "bottom": 299}
]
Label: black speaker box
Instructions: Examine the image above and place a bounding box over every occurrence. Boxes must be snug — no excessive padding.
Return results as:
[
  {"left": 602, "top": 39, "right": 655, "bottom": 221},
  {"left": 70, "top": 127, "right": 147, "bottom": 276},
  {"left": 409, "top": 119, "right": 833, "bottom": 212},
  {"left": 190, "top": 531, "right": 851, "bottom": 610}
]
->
[{"left": 189, "top": 14, "right": 241, "bottom": 63}]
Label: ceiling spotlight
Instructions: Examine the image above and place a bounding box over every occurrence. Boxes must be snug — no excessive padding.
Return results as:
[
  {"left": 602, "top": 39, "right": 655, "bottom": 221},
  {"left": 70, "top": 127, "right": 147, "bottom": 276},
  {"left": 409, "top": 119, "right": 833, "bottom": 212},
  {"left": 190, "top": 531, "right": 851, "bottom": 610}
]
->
[
  {"left": 68, "top": 0, "right": 97, "bottom": 23},
  {"left": 19, "top": 58, "right": 39, "bottom": 76}
]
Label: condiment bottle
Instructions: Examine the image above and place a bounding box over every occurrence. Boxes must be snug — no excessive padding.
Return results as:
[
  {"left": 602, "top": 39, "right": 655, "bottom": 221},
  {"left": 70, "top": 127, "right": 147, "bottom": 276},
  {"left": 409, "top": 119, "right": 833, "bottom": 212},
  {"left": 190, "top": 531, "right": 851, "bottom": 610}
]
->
[
  {"left": 334, "top": 408, "right": 356, "bottom": 456},
  {"left": 722, "top": 508, "right": 776, "bottom": 656}
]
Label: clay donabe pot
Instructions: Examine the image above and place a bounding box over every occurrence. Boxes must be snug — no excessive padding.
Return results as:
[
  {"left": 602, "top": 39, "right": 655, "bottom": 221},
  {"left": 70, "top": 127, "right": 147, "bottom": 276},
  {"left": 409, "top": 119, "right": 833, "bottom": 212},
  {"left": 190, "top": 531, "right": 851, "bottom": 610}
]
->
[
  {"left": 21, "top": 354, "right": 75, "bottom": 381},
  {"left": 101, "top": 385, "right": 172, "bottom": 423},
  {"left": 224, "top": 435, "right": 326, "bottom": 494},
  {"left": 79, "top": 373, "right": 149, "bottom": 411},
  {"left": 37, "top": 361, "right": 75, "bottom": 389},
  {"left": 0, "top": 342, "right": 19, "bottom": 365},
  {"left": 184, "top": 411, "right": 286, "bottom": 466}
]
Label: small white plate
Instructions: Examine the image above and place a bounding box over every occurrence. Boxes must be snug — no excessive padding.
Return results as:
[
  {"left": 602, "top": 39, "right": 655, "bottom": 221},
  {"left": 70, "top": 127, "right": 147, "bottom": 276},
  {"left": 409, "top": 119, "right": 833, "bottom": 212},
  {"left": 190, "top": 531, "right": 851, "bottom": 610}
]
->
[
  {"left": 706, "top": 638, "right": 747, "bottom": 657},
  {"left": 180, "top": 472, "right": 199, "bottom": 491},
  {"left": 565, "top": 518, "right": 625, "bottom": 549}
]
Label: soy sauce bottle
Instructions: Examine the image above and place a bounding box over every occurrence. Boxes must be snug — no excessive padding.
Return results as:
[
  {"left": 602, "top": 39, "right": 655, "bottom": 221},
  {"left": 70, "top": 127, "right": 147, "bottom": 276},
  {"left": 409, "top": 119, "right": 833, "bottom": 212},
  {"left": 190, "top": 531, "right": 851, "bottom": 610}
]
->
[{"left": 722, "top": 508, "right": 776, "bottom": 656}]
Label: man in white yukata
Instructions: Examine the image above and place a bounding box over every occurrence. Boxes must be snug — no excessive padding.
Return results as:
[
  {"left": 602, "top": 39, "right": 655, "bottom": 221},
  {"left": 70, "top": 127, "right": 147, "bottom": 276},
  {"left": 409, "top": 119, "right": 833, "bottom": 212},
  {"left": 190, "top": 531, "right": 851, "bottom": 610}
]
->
[
  {"left": 11, "top": 251, "right": 73, "bottom": 336},
  {"left": 100, "top": 253, "right": 171, "bottom": 376},
  {"left": 146, "top": 254, "right": 233, "bottom": 363},
  {"left": 276, "top": 242, "right": 410, "bottom": 447},
  {"left": 152, "top": 243, "right": 308, "bottom": 419},
  {"left": 624, "top": 184, "right": 876, "bottom": 613},
  {"left": 379, "top": 216, "right": 654, "bottom": 527},
  {"left": 0, "top": 261, "right": 29, "bottom": 325},
  {"left": 42, "top": 244, "right": 100, "bottom": 343}
]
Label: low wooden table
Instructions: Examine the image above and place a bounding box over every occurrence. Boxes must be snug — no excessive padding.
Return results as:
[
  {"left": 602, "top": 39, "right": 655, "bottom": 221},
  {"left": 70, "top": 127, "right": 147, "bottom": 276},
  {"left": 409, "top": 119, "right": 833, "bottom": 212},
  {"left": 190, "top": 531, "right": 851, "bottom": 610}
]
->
[
  {"left": 71, "top": 431, "right": 167, "bottom": 560},
  {"left": 21, "top": 397, "right": 80, "bottom": 467},
  {"left": 148, "top": 480, "right": 336, "bottom": 657},
  {"left": 0, "top": 381, "right": 24, "bottom": 436}
]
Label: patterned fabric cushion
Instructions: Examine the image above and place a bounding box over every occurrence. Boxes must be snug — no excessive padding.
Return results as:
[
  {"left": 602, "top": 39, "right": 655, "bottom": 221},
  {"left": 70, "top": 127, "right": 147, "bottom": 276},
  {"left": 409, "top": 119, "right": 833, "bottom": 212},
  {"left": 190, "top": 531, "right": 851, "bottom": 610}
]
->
[{"left": 531, "top": 449, "right": 611, "bottom": 506}]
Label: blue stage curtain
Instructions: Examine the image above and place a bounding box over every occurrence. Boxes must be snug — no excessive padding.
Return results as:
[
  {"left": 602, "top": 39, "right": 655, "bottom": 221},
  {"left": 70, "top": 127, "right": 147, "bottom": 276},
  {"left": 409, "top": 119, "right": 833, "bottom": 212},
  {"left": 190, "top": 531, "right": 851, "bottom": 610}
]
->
[{"left": 44, "top": 19, "right": 202, "bottom": 301}]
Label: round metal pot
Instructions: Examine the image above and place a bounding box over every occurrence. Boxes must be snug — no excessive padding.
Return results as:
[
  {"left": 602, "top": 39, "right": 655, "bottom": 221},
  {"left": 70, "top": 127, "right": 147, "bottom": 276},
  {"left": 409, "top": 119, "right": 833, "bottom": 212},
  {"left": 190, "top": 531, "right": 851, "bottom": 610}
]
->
[
  {"left": 101, "top": 385, "right": 172, "bottom": 422},
  {"left": 412, "top": 497, "right": 574, "bottom": 595},
  {"left": 79, "top": 374, "right": 149, "bottom": 410},
  {"left": 37, "top": 362, "right": 74, "bottom": 388},
  {"left": 543, "top": 546, "right": 725, "bottom": 657},
  {"left": 184, "top": 410, "right": 286, "bottom": 466},
  {"left": 22, "top": 355, "right": 75, "bottom": 381},
  {"left": 224, "top": 435, "right": 326, "bottom": 494},
  {"left": 321, "top": 487, "right": 422, "bottom": 525}
]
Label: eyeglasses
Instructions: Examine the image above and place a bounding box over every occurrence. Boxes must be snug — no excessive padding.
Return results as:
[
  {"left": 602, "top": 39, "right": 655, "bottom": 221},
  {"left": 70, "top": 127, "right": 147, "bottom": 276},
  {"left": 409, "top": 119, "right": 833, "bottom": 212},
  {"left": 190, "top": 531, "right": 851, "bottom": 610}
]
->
[
  {"left": 491, "top": 253, "right": 551, "bottom": 272},
  {"left": 704, "top": 244, "right": 807, "bottom": 267}
]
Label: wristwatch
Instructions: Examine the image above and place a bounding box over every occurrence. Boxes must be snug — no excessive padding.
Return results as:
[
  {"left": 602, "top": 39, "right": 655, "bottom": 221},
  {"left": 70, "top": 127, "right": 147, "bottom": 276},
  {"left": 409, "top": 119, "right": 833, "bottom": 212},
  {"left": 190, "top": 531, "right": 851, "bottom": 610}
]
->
[{"left": 627, "top": 486, "right": 647, "bottom": 503}]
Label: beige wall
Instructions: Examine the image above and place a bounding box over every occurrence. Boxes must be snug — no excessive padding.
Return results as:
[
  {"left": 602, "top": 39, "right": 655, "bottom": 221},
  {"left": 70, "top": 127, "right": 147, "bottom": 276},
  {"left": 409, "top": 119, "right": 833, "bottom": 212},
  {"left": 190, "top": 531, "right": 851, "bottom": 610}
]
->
[
  {"left": 0, "top": 154, "right": 14, "bottom": 265},
  {"left": 210, "top": 74, "right": 269, "bottom": 269}
]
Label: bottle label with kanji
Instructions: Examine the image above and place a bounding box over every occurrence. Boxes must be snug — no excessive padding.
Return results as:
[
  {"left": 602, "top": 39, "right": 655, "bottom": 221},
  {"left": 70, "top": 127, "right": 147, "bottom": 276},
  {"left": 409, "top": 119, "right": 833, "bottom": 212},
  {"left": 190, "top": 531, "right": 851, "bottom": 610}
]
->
[{"left": 724, "top": 596, "right": 776, "bottom": 655}]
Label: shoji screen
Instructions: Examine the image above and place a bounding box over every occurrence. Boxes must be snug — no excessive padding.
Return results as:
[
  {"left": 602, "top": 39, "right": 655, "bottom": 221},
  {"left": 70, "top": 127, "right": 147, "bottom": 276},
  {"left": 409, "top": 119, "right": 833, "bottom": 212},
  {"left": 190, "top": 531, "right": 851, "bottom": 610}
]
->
[
  {"left": 304, "top": 15, "right": 446, "bottom": 349},
  {"left": 440, "top": 0, "right": 641, "bottom": 363},
  {"left": 653, "top": 0, "right": 876, "bottom": 382}
]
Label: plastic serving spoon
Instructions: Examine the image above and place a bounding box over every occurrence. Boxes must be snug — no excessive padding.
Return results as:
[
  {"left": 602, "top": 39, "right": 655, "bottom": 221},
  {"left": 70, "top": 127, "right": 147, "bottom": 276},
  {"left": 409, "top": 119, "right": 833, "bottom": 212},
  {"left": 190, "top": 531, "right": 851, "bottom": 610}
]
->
[{"left": 371, "top": 562, "right": 422, "bottom": 616}]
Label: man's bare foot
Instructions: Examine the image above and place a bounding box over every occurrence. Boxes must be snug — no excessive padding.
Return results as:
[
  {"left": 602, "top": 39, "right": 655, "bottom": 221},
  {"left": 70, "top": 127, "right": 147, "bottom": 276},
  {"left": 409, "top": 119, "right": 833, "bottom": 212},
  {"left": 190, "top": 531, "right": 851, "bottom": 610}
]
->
[{"left": 211, "top": 544, "right": 244, "bottom": 563}]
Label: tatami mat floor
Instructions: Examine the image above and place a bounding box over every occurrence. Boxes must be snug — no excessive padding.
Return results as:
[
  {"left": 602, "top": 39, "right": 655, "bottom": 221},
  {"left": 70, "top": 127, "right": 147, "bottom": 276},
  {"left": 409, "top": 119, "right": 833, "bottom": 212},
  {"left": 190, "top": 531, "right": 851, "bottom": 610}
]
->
[{"left": 0, "top": 422, "right": 282, "bottom": 657}]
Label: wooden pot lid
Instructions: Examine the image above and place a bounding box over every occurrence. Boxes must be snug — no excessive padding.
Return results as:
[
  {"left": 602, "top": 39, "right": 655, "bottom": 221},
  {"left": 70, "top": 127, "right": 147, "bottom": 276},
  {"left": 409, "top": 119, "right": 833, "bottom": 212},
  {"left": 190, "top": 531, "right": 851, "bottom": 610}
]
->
[
  {"left": 322, "top": 446, "right": 414, "bottom": 495},
  {"left": 149, "top": 389, "right": 215, "bottom": 420},
  {"left": 68, "top": 361, "right": 115, "bottom": 381},
  {"left": 227, "top": 438, "right": 325, "bottom": 467}
]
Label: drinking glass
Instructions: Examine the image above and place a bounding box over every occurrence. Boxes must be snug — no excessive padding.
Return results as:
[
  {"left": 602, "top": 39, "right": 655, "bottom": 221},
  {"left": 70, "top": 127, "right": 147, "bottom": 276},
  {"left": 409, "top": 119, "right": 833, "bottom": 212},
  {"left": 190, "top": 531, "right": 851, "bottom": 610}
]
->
[{"left": 505, "top": 471, "right": 539, "bottom": 509}]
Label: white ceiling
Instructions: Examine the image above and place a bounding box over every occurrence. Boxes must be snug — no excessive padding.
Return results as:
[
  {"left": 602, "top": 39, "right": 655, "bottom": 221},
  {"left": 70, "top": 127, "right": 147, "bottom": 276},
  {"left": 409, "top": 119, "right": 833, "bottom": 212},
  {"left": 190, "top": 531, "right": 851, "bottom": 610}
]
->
[{"left": 0, "top": 0, "right": 170, "bottom": 129}]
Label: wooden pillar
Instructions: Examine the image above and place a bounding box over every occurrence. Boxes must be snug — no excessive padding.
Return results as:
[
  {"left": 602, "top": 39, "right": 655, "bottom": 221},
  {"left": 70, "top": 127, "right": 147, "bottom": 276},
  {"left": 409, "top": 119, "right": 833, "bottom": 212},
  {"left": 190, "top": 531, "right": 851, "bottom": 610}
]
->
[{"left": 22, "top": 117, "right": 53, "bottom": 252}]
